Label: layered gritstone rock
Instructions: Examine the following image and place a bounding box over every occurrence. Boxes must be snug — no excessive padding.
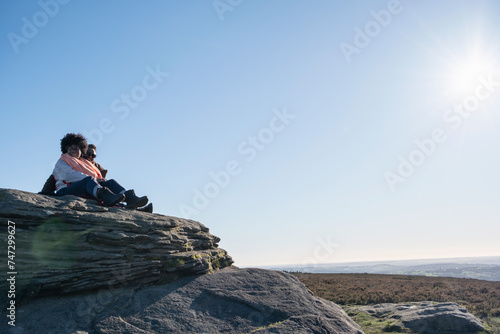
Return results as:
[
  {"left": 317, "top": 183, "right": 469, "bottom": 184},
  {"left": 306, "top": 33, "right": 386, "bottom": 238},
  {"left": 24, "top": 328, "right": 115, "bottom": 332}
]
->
[{"left": 0, "top": 188, "right": 233, "bottom": 299}]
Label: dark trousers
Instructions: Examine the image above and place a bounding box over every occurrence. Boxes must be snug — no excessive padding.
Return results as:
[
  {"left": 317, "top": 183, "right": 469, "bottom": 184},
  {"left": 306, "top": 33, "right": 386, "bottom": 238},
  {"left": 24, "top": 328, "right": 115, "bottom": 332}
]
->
[
  {"left": 55, "top": 176, "right": 125, "bottom": 198},
  {"left": 98, "top": 179, "right": 125, "bottom": 194}
]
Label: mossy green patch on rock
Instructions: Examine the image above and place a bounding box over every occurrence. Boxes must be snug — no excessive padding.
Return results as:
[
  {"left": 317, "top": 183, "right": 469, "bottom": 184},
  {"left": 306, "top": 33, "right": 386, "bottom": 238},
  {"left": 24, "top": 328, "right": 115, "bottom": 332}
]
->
[{"left": 344, "top": 306, "right": 409, "bottom": 334}]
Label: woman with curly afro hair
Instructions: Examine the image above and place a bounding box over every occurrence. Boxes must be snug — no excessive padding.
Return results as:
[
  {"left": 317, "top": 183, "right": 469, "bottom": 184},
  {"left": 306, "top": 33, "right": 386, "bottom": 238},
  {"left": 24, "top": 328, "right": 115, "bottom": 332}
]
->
[{"left": 52, "top": 133, "right": 149, "bottom": 208}]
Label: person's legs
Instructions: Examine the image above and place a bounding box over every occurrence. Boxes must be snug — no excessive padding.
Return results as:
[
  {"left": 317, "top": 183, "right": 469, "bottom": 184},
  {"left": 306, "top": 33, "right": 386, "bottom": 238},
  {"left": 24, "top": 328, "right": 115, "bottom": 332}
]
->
[
  {"left": 56, "top": 176, "right": 124, "bottom": 207},
  {"left": 56, "top": 176, "right": 100, "bottom": 198},
  {"left": 99, "top": 179, "right": 125, "bottom": 195},
  {"left": 98, "top": 179, "right": 148, "bottom": 209}
]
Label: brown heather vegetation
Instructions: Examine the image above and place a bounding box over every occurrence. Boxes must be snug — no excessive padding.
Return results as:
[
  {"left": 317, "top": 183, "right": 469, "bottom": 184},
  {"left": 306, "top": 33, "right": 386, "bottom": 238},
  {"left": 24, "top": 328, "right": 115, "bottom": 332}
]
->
[{"left": 294, "top": 273, "right": 500, "bottom": 319}]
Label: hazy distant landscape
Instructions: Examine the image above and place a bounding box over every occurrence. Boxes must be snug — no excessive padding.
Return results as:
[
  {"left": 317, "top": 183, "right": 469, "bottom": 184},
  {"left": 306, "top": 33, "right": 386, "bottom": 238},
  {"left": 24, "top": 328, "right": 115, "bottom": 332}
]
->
[
  {"left": 294, "top": 272, "right": 500, "bottom": 333},
  {"left": 263, "top": 256, "right": 500, "bottom": 281}
]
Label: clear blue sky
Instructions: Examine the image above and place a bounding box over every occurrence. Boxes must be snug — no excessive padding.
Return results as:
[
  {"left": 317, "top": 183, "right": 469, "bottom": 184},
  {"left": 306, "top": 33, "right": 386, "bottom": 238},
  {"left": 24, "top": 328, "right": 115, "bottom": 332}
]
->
[{"left": 1, "top": 0, "right": 499, "bottom": 267}]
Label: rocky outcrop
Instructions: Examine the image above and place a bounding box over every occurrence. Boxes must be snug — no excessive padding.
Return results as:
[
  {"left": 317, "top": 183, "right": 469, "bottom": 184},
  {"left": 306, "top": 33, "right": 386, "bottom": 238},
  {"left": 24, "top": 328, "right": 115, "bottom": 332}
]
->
[
  {"left": 0, "top": 189, "right": 364, "bottom": 333},
  {"left": 2, "top": 267, "right": 364, "bottom": 334},
  {"left": 357, "top": 302, "right": 484, "bottom": 333},
  {"left": 0, "top": 188, "right": 233, "bottom": 300}
]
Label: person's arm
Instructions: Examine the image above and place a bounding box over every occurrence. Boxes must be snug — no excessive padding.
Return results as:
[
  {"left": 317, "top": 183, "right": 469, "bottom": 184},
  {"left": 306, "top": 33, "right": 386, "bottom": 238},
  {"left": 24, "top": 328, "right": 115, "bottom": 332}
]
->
[{"left": 52, "top": 159, "right": 89, "bottom": 183}]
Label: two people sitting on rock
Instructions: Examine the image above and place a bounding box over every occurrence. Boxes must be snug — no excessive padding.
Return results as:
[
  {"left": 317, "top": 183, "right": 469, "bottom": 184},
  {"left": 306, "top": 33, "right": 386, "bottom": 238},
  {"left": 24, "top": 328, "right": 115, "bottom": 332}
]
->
[
  {"left": 43, "top": 133, "right": 152, "bottom": 212},
  {"left": 40, "top": 144, "right": 107, "bottom": 195}
]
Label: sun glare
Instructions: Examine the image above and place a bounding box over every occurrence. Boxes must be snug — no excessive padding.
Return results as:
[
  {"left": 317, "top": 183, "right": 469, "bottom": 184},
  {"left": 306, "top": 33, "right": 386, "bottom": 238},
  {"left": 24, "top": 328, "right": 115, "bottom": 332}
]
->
[{"left": 443, "top": 51, "right": 497, "bottom": 98}]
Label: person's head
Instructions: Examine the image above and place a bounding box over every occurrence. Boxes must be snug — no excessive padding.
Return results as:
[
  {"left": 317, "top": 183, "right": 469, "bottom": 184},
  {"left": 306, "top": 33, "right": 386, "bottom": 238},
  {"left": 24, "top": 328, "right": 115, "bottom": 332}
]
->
[
  {"left": 60, "top": 133, "right": 88, "bottom": 158},
  {"left": 83, "top": 144, "right": 97, "bottom": 161}
]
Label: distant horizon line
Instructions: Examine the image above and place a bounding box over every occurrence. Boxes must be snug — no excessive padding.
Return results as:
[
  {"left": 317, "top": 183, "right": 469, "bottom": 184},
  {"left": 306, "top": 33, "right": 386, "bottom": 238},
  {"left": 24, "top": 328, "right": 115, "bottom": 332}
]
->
[{"left": 241, "top": 255, "right": 500, "bottom": 268}]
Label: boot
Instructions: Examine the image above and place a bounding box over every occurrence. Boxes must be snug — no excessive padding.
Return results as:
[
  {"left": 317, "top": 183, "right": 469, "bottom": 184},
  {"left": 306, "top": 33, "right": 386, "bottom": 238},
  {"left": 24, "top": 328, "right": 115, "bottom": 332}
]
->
[
  {"left": 136, "top": 203, "right": 153, "bottom": 213},
  {"left": 124, "top": 189, "right": 148, "bottom": 209},
  {"left": 97, "top": 187, "right": 125, "bottom": 207}
]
